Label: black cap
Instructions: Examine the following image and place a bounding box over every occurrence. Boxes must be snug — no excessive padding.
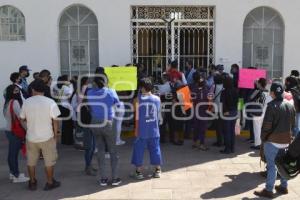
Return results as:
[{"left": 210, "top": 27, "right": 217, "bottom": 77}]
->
[
  {"left": 19, "top": 65, "right": 31, "bottom": 72},
  {"left": 270, "top": 82, "right": 284, "bottom": 97}
]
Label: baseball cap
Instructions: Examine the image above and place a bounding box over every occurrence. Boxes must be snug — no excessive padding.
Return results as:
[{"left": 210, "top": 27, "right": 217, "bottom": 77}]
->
[
  {"left": 270, "top": 82, "right": 284, "bottom": 97},
  {"left": 19, "top": 65, "right": 31, "bottom": 72}
]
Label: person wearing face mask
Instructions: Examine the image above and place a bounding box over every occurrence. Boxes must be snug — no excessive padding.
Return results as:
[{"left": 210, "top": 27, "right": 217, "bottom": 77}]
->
[
  {"left": 8, "top": 72, "right": 26, "bottom": 101},
  {"left": 230, "top": 64, "right": 240, "bottom": 89},
  {"left": 254, "top": 82, "right": 295, "bottom": 199},
  {"left": 190, "top": 72, "right": 210, "bottom": 151},
  {"left": 19, "top": 65, "right": 31, "bottom": 95},
  {"left": 3, "top": 84, "right": 29, "bottom": 183}
]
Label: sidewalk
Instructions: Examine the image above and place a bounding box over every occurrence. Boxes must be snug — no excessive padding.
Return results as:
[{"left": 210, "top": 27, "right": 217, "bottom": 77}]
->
[{"left": 0, "top": 133, "right": 299, "bottom": 200}]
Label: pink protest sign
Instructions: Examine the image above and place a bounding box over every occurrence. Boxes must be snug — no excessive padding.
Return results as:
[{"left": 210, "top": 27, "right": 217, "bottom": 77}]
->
[{"left": 238, "top": 69, "right": 267, "bottom": 89}]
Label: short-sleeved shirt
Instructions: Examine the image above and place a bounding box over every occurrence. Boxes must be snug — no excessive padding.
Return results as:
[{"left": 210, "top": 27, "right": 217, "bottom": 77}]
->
[
  {"left": 20, "top": 95, "right": 61, "bottom": 143},
  {"left": 137, "top": 94, "right": 161, "bottom": 139},
  {"left": 87, "top": 87, "right": 119, "bottom": 121}
]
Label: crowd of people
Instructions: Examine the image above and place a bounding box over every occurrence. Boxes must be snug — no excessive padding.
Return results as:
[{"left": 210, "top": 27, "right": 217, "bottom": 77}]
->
[{"left": 2, "top": 62, "right": 300, "bottom": 198}]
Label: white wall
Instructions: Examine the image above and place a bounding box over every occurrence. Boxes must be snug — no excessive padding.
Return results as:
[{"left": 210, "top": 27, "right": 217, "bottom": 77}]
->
[{"left": 0, "top": 0, "right": 299, "bottom": 128}]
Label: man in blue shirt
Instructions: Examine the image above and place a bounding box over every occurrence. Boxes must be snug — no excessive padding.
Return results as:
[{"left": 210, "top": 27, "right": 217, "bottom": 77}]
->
[
  {"left": 131, "top": 78, "right": 162, "bottom": 180},
  {"left": 185, "top": 60, "right": 196, "bottom": 85},
  {"left": 86, "top": 76, "right": 121, "bottom": 187},
  {"left": 19, "top": 65, "right": 31, "bottom": 98}
]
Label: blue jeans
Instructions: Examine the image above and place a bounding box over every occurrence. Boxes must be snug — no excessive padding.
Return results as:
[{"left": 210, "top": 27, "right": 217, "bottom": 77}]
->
[
  {"left": 293, "top": 113, "right": 300, "bottom": 137},
  {"left": 264, "top": 142, "right": 288, "bottom": 192},
  {"left": 5, "top": 131, "right": 22, "bottom": 177},
  {"left": 83, "top": 128, "right": 96, "bottom": 168}
]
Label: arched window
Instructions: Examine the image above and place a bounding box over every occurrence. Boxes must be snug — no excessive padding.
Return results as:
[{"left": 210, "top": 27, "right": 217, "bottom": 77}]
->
[
  {"left": 0, "top": 5, "right": 25, "bottom": 41},
  {"left": 243, "top": 7, "right": 284, "bottom": 79},
  {"left": 59, "top": 5, "right": 99, "bottom": 76}
]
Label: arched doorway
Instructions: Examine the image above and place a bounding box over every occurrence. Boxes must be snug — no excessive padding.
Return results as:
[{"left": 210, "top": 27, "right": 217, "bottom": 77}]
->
[
  {"left": 243, "top": 7, "right": 284, "bottom": 79},
  {"left": 59, "top": 5, "right": 99, "bottom": 76}
]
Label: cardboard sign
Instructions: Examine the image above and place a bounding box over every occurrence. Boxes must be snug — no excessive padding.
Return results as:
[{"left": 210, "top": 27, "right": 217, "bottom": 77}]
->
[
  {"left": 238, "top": 69, "right": 267, "bottom": 89},
  {"left": 104, "top": 66, "right": 137, "bottom": 91},
  {"left": 176, "top": 86, "right": 193, "bottom": 111}
]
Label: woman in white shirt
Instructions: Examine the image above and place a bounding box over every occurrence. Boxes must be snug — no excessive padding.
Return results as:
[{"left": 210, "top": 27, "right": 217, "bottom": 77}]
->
[
  {"left": 55, "top": 75, "right": 74, "bottom": 145},
  {"left": 3, "top": 84, "right": 29, "bottom": 183}
]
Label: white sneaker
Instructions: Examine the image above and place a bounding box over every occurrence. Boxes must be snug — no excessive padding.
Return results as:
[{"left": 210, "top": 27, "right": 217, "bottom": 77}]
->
[
  {"left": 105, "top": 153, "right": 110, "bottom": 159},
  {"left": 116, "top": 140, "right": 126, "bottom": 146},
  {"left": 10, "top": 173, "right": 25, "bottom": 180},
  {"left": 12, "top": 175, "right": 29, "bottom": 183},
  {"left": 94, "top": 148, "right": 98, "bottom": 154},
  {"left": 9, "top": 173, "right": 14, "bottom": 180}
]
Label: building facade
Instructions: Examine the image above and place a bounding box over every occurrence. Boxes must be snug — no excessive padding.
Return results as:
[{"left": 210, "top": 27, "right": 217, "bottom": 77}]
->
[{"left": 0, "top": 0, "right": 299, "bottom": 127}]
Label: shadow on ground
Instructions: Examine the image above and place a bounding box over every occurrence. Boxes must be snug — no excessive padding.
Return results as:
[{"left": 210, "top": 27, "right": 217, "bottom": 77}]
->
[
  {"left": 0, "top": 131, "right": 261, "bottom": 200},
  {"left": 201, "top": 172, "right": 265, "bottom": 199}
]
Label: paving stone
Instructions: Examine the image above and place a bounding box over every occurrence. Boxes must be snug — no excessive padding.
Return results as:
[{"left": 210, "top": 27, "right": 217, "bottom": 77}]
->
[{"left": 1, "top": 133, "right": 300, "bottom": 200}]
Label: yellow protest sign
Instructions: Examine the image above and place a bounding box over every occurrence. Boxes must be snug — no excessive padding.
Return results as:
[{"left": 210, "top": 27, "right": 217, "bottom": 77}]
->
[{"left": 104, "top": 66, "right": 137, "bottom": 91}]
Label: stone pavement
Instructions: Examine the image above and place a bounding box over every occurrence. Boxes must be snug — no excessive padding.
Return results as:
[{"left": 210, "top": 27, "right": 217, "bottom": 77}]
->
[{"left": 1, "top": 133, "right": 300, "bottom": 200}]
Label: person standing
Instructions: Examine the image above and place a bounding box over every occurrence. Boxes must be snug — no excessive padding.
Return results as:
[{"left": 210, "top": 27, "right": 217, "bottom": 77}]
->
[
  {"left": 220, "top": 77, "right": 239, "bottom": 154},
  {"left": 87, "top": 76, "right": 121, "bottom": 187},
  {"left": 131, "top": 78, "right": 162, "bottom": 179},
  {"left": 55, "top": 75, "right": 74, "bottom": 145},
  {"left": 3, "top": 84, "right": 29, "bottom": 183},
  {"left": 19, "top": 65, "right": 31, "bottom": 97},
  {"left": 250, "top": 78, "right": 272, "bottom": 150},
  {"left": 212, "top": 74, "right": 224, "bottom": 147},
  {"left": 285, "top": 76, "right": 300, "bottom": 137},
  {"left": 254, "top": 82, "right": 295, "bottom": 198},
  {"left": 230, "top": 64, "right": 240, "bottom": 89},
  {"left": 167, "top": 61, "right": 186, "bottom": 145},
  {"left": 185, "top": 60, "right": 196, "bottom": 85},
  {"left": 190, "top": 72, "right": 209, "bottom": 151},
  {"left": 9, "top": 72, "right": 26, "bottom": 101},
  {"left": 20, "top": 79, "right": 61, "bottom": 191}
]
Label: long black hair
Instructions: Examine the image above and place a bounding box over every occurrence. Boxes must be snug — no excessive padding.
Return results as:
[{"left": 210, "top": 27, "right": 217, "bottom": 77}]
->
[
  {"left": 57, "top": 75, "right": 69, "bottom": 89},
  {"left": 4, "top": 84, "right": 23, "bottom": 109}
]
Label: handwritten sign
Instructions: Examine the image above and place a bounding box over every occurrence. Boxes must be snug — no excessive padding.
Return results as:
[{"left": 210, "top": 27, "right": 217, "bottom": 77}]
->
[
  {"left": 238, "top": 69, "right": 267, "bottom": 89},
  {"left": 104, "top": 67, "right": 137, "bottom": 91}
]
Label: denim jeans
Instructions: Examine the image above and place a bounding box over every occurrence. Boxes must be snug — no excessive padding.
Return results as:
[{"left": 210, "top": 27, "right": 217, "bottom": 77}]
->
[
  {"left": 293, "top": 113, "right": 300, "bottom": 137},
  {"left": 91, "top": 119, "right": 119, "bottom": 179},
  {"left": 5, "top": 131, "right": 22, "bottom": 177},
  {"left": 83, "top": 128, "right": 96, "bottom": 168},
  {"left": 264, "top": 142, "right": 288, "bottom": 192}
]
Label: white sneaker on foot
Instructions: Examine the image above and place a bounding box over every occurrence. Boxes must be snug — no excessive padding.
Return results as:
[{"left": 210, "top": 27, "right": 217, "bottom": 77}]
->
[
  {"left": 10, "top": 173, "right": 25, "bottom": 180},
  {"left": 12, "top": 175, "right": 29, "bottom": 183},
  {"left": 116, "top": 140, "right": 126, "bottom": 146},
  {"left": 105, "top": 153, "right": 110, "bottom": 159}
]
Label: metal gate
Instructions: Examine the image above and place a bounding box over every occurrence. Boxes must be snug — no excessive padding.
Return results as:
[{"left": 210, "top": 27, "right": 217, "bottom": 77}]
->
[{"left": 131, "top": 6, "right": 215, "bottom": 80}]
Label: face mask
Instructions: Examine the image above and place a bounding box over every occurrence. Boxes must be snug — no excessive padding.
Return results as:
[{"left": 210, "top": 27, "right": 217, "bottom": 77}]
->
[{"left": 13, "top": 93, "right": 21, "bottom": 100}]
